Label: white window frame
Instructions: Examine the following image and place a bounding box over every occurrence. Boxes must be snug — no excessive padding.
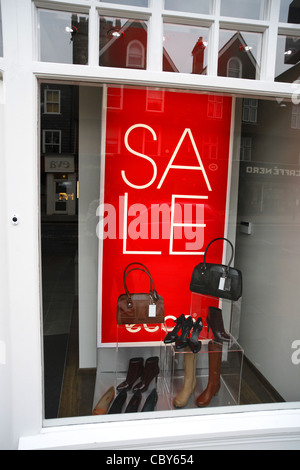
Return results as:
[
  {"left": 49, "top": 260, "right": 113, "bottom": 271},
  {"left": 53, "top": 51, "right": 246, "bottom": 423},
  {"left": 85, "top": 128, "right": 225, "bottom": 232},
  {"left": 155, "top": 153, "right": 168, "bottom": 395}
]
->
[
  {"left": 42, "top": 129, "right": 62, "bottom": 153},
  {"left": 44, "top": 89, "right": 61, "bottom": 114},
  {"left": 1, "top": 0, "right": 300, "bottom": 451}
]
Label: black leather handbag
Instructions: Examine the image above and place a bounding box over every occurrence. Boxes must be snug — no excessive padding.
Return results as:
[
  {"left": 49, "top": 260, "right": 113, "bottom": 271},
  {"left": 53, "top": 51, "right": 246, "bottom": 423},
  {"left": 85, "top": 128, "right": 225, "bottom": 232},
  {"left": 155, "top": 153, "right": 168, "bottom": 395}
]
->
[
  {"left": 190, "top": 238, "right": 242, "bottom": 301},
  {"left": 117, "top": 263, "right": 165, "bottom": 325}
]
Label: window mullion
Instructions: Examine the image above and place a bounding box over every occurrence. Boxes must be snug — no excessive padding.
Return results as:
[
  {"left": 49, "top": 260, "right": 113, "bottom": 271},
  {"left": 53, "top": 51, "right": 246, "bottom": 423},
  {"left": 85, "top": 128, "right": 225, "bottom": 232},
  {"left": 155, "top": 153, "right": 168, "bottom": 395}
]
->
[
  {"left": 147, "top": 0, "right": 163, "bottom": 71},
  {"left": 88, "top": 3, "right": 99, "bottom": 67},
  {"left": 260, "top": 0, "right": 281, "bottom": 82},
  {"left": 208, "top": 0, "right": 221, "bottom": 76}
]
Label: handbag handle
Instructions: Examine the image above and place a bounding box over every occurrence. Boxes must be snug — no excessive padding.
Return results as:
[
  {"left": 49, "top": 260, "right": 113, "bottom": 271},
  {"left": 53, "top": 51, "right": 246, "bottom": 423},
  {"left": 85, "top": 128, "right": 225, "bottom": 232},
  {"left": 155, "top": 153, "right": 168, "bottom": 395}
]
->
[
  {"left": 123, "top": 266, "right": 158, "bottom": 308},
  {"left": 203, "top": 237, "right": 234, "bottom": 274}
]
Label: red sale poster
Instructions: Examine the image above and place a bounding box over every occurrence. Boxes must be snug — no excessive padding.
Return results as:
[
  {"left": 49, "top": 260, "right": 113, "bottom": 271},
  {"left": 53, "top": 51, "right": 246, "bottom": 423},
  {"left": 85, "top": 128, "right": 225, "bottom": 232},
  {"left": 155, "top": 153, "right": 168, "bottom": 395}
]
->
[{"left": 98, "top": 87, "right": 233, "bottom": 345}]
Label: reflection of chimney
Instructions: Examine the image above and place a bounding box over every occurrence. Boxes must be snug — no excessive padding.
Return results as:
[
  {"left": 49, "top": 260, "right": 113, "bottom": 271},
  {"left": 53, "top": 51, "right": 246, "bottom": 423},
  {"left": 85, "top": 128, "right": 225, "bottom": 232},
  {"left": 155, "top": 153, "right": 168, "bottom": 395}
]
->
[{"left": 192, "top": 37, "right": 205, "bottom": 74}]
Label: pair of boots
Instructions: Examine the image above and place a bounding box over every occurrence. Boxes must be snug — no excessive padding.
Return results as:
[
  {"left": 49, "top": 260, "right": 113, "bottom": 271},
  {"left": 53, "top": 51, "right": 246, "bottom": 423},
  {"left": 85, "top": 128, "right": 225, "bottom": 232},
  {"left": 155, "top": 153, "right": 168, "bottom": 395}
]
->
[
  {"left": 117, "top": 356, "right": 159, "bottom": 393},
  {"left": 174, "top": 341, "right": 222, "bottom": 408}
]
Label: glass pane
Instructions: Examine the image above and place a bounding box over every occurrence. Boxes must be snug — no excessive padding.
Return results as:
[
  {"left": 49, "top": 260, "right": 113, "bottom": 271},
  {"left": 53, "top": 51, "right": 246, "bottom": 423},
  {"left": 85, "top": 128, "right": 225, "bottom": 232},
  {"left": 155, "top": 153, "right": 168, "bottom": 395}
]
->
[
  {"left": 280, "top": 0, "right": 300, "bottom": 23},
  {"left": 99, "top": 16, "right": 148, "bottom": 69},
  {"left": 218, "top": 30, "right": 263, "bottom": 80},
  {"left": 0, "top": 4, "right": 3, "bottom": 57},
  {"left": 41, "top": 83, "right": 300, "bottom": 426},
  {"left": 163, "top": 23, "right": 209, "bottom": 74},
  {"left": 98, "top": 0, "right": 148, "bottom": 6},
  {"left": 275, "top": 34, "right": 300, "bottom": 82},
  {"left": 38, "top": 9, "right": 89, "bottom": 65},
  {"left": 221, "top": 0, "right": 266, "bottom": 20},
  {"left": 164, "top": 0, "right": 211, "bottom": 15}
]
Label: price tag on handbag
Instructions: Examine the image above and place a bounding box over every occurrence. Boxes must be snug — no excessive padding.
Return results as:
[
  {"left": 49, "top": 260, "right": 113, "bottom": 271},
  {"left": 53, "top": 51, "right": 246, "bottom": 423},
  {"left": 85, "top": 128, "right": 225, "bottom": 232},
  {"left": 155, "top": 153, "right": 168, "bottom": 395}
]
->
[
  {"left": 219, "top": 275, "right": 231, "bottom": 291},
  {"left": 149, "top": 304, "right": 156, "bottom": 318}
]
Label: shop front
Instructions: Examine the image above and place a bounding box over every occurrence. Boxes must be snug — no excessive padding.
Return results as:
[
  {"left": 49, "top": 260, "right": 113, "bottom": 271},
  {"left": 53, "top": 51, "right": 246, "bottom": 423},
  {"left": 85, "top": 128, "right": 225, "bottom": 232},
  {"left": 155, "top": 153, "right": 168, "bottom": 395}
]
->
[{"left": 0, "top": 0, "right": 300, "bottom": 451}]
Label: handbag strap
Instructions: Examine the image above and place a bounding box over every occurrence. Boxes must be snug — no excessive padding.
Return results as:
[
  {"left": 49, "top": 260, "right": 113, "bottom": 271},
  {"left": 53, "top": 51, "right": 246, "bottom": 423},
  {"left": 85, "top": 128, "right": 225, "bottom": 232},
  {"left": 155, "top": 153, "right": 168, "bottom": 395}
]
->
[
  {"left": 203, "top": 237, "right": 234, "bottom": 274},
  {"left": 123, "top": 267, "right": 158, "bottom": 306}
]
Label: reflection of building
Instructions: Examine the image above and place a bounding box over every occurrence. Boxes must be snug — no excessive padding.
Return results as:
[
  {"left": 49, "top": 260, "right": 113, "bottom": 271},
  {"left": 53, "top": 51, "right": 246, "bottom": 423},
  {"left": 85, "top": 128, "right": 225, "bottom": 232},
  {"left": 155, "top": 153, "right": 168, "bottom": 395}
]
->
[
  {"left": 218, "top": 32, "right": 258, "bottom": 79},
  {"left": 40, "top": 84, "right": 78, "bottom": 218}
]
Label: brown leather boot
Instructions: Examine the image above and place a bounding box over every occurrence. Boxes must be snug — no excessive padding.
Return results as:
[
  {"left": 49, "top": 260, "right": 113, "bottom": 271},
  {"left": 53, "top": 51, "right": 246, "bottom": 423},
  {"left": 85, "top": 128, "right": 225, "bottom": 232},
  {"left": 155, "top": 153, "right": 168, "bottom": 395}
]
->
[
  {"left": 196, "top": 341, "right": 222, "bottom": 407},
  {"left": 174, "top": 348, "right": 197, "bottom": 408}
]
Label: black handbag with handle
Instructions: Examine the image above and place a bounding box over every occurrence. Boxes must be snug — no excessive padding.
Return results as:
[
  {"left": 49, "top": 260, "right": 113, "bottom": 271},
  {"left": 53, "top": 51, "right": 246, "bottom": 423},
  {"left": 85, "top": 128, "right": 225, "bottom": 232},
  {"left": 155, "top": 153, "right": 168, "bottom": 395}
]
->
[
  {"left": 190, "top": 237, "right": 242, "bottom": 301},
  {"left": 117, "top": 263, "right": 165, "bottom": 325}
]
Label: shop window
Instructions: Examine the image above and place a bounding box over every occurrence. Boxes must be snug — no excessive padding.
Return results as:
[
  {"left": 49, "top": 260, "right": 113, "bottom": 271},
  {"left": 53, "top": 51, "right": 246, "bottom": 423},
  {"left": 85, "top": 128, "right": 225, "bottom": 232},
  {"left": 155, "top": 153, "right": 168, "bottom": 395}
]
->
[
  {"left": 40, "top": 82, "right": 300, "bottom": 429},
  {"left": 220, "top": 0, "right": 266, "bottom": 20},
  {"left": 99, "top": 16, "right": 148, "bottom": 69},
  {"left": 218, "top": 30, "right": 262, "bottom": 80},
  {"left": 38, "top": 9, "right": 89, "bottom": 65},
  {"left": 42, "top": 130, "right": 61, "bottom": 154},
  {"left": 163, "top": 23, "right": 209, "bottom": 74},
  {"left": 279, "top": 0, "right": 300, "bottom": 24},
  {"left": 44, "top": 90, "right": 61, "bottom": 114},
  {"left": 164, "top": 0, "right": 211, "bottom": 15},
  {"left": 275, "top": 34, "right": 300, "bottom": 83},
  {"left": 0, "top": 4, "right": 3, "bottom": 57},
  {"left": 98, "top": 0, "right": 148, "bottom": 6}
]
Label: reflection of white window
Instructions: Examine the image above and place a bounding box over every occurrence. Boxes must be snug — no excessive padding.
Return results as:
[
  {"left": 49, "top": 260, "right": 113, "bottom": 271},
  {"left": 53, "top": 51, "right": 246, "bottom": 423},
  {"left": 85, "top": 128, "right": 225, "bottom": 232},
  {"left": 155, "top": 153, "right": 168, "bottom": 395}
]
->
[
  {"left": 243, "top": 99, "right": 258, "bottom": 123},
  {"left": 203, "top": 134, "right": 218, "bottom": 159},
  {"left": 227, "top": 57, "right": 242, "bottom": 78},
  {"left": 291, "top": 105, "right": 300, "bottom": 129},
  {"left": 107, "top": 87, "right": 123, "bottom": 110},
  {"left": 146, "top": 89, "right": 165, "bottom": 112},
  {"left": 43, "top": 130, "right": 61, "bottom": 154},
  {"left": 44, "top": 89, "right": 61, "bottom": 114},
  {"left": 207, "top": 95, "right": 223, "bottom": 119},
  {"left": 240, "top": 137, "right": 252, "bottom": 161},
  {"left": 126, "top": 40, "right": 145, "bottom": 68}
]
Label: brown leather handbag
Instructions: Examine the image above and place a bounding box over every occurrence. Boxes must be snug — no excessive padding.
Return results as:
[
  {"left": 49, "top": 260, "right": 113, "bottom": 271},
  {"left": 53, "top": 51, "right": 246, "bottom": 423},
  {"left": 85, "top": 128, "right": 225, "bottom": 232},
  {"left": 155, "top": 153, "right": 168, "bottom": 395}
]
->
[{"left": 117, "top": 263, "right": 165, "bottom": 325}]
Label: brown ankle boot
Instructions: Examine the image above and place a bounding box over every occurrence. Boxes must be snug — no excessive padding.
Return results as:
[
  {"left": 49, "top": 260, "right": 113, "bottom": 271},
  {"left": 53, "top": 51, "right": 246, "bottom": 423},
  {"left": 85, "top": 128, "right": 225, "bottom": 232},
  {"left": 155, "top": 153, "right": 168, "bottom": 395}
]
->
[
  {"left": 117, "top": 357, "right": 144, "bottom": 392},
  {"left": 196, "top": 341, "right": 222, "bottom": 407},
  {"left": 174, "top": 348, "right": 197, "bottom": 408}
]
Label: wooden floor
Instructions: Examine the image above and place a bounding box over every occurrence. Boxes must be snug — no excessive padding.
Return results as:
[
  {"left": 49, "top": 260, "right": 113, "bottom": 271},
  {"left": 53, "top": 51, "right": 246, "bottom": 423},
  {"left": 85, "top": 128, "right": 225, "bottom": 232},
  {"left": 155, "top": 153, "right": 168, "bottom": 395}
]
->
[{"left": 58, "top": 308, "right": 284, "bottom": 418}]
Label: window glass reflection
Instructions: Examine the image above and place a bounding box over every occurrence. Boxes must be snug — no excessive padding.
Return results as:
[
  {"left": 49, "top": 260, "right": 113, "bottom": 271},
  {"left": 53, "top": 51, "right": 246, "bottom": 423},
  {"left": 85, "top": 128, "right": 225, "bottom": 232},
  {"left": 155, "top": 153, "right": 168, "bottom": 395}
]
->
[
  {"left": 275, "top": 34, "right": 300, "bottom": 83},
  {"left": 218, "top": 30, "right": 262, "bottom": 80},
  {"left": 0, "top": 5, "right": 3, "bottom": 57},
  {"left": 98, "top": 0, "right": 148, "bottom": 6},
  {"left": 279, "top": 0, "right": 300, "bottom": 23},
  {"left": 163, "top": 23, "right": 209, "bottom": 74},
  {"left": 38, "top": 9, "right": 89, "bottom": 65},
  {"left": 99, "top": 16, "right": 148, "bottom": 69},
  {"left": 221, "top": 0, "right": 266, "bottom": 20},
  {"left": 164, "top": 0, "right": 211, "bottom": 15}
]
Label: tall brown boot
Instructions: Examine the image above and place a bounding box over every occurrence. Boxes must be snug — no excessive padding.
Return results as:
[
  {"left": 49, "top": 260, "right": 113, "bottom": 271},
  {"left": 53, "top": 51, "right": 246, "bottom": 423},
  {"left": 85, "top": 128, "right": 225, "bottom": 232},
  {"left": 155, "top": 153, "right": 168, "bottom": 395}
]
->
[
  {"left": 196, "top": 341, "right": 222, "bottom": 407},
  {"left": 174, "top": 348, "right": 197, "bottom": 408}
]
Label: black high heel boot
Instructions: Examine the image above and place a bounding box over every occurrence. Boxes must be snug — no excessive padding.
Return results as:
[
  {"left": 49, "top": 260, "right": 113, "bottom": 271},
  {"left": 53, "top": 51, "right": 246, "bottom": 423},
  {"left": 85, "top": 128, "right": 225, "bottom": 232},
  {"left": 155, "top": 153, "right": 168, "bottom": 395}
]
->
[
  {"left": 141, "top": 388, "right": 158, "bottom": 412},
  {"left": 175, "top": 316, "right": 194, "bottom": 350},
  {"left": 164, "top": 314, "right": 185, "bottom": 344},
  {"left": 187, "top": 317, "right": 203, "bottom": 353},
  {"left": 108, "top": 389, "right": 127, "bottom": 414},
  {"left": 207, "top": 307, "right": 230, "bottom": 343},
  {"left": 125, "top": 390, "right": 142, "bottom": 413}
]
